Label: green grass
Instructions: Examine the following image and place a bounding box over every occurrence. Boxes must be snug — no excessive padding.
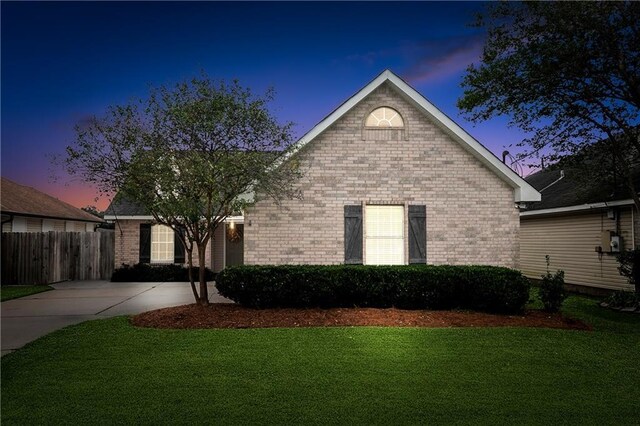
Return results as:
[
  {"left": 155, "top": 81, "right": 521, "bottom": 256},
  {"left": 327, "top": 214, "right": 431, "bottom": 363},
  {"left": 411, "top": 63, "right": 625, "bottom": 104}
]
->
[
  {"left": 2, "top": 294, "right": 639, "bottom": 425},
  {"left": 1, "top": 285, "right": 52, "bottom": 301}
]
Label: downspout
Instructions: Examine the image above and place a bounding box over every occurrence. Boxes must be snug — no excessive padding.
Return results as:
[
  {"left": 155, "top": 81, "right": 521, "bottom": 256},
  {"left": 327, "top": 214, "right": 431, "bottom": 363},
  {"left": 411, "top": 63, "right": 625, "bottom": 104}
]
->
[
  {"left": 539, "top": 170, "right": 565, "bottom": 193},
  {"left": 1, "top": 214, "right": 14, "bottom": 230}
]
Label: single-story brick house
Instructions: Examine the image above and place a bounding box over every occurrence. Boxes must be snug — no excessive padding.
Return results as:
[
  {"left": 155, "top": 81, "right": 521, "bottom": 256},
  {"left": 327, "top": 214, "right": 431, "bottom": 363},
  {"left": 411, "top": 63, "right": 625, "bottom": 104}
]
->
[
  {"left": 1, "top": 177, "right": 103, "bottom": 232},
  {"left": 520, "top": 166, "right": 638, "bottom": 293},
  {"left": 105, "top": 70, "right": 540, "bottom": 271}
]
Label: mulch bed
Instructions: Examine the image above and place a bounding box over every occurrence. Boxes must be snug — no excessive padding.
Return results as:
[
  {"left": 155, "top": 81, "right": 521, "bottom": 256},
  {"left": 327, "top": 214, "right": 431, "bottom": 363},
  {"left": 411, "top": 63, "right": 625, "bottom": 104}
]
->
[{"left": 131, "top": 303, "right": 592, "bottom": 331}]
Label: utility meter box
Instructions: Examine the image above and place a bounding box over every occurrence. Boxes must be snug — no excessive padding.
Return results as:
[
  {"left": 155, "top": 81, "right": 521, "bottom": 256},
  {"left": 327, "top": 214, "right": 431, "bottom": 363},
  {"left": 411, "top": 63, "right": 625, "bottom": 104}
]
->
[
  {"left": 610, "top": 235, "right": 622, "bottom": 253},
  {"left": 601, "top": 231, "right": 622, "bottom": 253}
]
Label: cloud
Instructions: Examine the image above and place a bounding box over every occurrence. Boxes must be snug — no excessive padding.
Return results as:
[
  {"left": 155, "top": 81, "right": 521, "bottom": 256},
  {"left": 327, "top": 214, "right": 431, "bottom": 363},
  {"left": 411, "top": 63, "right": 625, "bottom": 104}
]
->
[
  {"left": 401, "top": 35, "right": 484, "bottom": 84},
  {"left": 344, "top": 34, "right": 484, "bottom": 85}
]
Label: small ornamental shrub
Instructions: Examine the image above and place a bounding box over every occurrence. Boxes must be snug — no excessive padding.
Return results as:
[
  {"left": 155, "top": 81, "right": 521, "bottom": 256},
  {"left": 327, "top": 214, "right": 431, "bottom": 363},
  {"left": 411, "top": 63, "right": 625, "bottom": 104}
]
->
[
  {"left": 111, "top": 263, "right": 215, "bottom": 282},
  {"left": 215, "top": 264, "right": 531, "bottom": 314},
  {"left": 601, "top": 290, "right": 639, "bottom": 311},
  {"left": 539, "top": 256, "right": 567, "bottom": 312}
]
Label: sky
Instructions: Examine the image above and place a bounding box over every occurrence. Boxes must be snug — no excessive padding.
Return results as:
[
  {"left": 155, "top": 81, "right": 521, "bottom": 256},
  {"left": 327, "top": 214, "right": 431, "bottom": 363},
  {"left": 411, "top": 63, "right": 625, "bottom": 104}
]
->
[{"left": 1, "top": 1, "right": 529, "bottom": 210}]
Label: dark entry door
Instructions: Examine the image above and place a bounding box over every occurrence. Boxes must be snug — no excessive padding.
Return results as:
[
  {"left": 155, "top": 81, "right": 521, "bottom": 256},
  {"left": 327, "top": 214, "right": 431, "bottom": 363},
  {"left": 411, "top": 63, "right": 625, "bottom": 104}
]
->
[{"left": 225, "top": 223, "right": 244, "bottom": 267}]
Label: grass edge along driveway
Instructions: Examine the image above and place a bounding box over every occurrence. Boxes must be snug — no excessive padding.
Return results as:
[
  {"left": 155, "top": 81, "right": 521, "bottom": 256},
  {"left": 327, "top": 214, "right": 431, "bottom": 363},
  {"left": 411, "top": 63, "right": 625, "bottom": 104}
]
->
[
  {"left": 1, "top": 285, "right": 52, "bottom": 302},
  {"left": 2, "top": 294, "right": 639, "bottom": 425}
]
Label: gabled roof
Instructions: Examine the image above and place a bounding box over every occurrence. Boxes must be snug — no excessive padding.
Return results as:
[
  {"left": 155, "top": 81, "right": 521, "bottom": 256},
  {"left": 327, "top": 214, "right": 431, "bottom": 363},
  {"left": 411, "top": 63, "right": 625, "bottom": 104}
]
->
[
  {"left": 289, "top": 69, "right": 540, "bottom": 202},
  {"left": 0, "top": 177, "right": 103, "bottom": 223}
]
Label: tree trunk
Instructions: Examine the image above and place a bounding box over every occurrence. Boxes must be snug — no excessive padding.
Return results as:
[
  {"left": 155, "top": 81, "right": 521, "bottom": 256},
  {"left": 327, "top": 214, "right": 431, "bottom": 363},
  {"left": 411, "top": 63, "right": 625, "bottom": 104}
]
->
[
  {"left": 186, "top": 249, "right": 199, "bottom": 303},
  {"left": 198, "top": 243, "right": 209, "bottom": 306}
]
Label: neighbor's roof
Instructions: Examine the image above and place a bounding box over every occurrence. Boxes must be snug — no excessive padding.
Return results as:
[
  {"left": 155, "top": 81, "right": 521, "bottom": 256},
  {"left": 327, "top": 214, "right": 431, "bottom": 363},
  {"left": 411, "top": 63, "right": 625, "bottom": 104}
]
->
[
  {"left": 0, "top": 177, "right": 103, "bottom": 223},
  {"left": 521, "top": 166, "right": 638, "bottom": 216},
  {"left": 285, "top": 69, "right": 541, "bottom": 202}
]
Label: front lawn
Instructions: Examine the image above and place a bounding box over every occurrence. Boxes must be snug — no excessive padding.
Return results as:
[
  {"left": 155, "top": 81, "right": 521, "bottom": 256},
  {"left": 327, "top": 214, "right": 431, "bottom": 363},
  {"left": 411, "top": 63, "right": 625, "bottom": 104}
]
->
[
  {"left": 2, "top": 295, "right": 639, "bottom": 425},
  {"left": 1, "top": 285, "right": 52, "bottom": 302}
]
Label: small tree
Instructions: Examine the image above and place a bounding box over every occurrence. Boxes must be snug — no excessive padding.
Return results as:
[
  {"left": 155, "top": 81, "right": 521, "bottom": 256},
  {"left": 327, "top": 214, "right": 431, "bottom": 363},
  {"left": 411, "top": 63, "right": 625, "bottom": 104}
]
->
[
  {"left": 458, "top": 2, "right": 640, "bottom": 211},
  {"left": 617, "top": 249, "right": 640, "bottom": 293},
  {"left": 61, "top": 76, "right": 303, "bottom": 305}
]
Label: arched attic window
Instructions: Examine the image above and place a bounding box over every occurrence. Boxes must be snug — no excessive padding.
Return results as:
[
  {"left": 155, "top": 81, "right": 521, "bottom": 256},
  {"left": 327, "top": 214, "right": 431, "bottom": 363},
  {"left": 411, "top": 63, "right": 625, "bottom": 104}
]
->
[
  {"left": 363, "top": 107, "right": 407, "bottom": 141},
  {"left": 365, "top": 107, "right": 404, "bottom": 128}
]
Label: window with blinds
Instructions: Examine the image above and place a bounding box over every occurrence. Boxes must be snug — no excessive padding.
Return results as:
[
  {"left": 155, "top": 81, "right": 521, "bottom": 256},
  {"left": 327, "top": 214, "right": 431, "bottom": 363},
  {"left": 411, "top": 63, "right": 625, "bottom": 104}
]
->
[
  {"left": 151, "top": 224, "right": 174, "bottom": 263},
  {"left": 365, "top": 205, "right": 404, "bottom": 265}
]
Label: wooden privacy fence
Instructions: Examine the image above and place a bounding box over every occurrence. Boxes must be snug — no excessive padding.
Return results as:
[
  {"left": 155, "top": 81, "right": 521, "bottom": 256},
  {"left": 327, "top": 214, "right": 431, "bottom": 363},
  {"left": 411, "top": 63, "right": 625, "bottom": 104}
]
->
[{"left": 1, "top": 231, "right": 115, "bottom": 285}]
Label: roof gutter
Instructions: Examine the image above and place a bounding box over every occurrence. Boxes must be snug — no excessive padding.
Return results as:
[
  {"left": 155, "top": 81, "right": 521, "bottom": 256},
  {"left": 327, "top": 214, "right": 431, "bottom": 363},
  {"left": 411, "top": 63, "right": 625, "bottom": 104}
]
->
[
  {"left": 0, "top": 210, "right": 104, "bottom": 223},
  {"left": 520, "top": 199, "right": 634, "bottom": 217}
]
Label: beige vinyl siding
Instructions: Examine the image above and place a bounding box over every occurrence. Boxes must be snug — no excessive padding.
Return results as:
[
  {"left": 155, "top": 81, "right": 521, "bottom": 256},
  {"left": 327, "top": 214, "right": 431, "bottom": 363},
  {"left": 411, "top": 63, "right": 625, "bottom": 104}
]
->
[
  {"left": 521, "top": 207, "right": 635, "bottom": 291},
  {"left": 53, "top": 220, "right": 66, "bottom": 232},
  {"left": 74, "top": 222, "right": 86, "bottom": 232},
  {"left": 26, "top": 218, "right": 42, "bottom": 232},
  {"left": 2, "top": 221, "right": 12, "bottom": 232}
]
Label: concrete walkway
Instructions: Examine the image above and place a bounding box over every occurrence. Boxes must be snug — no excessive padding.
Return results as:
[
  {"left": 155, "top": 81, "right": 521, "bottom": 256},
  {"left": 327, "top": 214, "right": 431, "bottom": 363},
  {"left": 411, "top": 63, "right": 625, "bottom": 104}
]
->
[{"left": 1, "top": 281, "right": 230, "bottom": 355}]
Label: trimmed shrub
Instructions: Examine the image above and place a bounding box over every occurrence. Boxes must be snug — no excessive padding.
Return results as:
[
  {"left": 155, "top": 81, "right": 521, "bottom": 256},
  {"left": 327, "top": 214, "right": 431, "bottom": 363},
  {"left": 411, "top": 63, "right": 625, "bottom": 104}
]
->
[
  {"left": 538, "top": 255, "right": 567, "bottom": 313},
  {"left": 538, "top": 270, "right": 567, "bottom": 312},
  {"left": 215, "top": 265, "right": 531, "bottom": 314},
  {"left": 111, "top": 263, "right": 215, "bottom": 282}
]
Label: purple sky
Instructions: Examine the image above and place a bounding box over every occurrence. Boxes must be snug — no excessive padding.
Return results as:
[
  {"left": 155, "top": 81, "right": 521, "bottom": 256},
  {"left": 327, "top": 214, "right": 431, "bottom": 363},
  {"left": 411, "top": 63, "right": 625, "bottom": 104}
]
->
[{"left": 1, "top": 1, "right": 529, "bottom": 210}]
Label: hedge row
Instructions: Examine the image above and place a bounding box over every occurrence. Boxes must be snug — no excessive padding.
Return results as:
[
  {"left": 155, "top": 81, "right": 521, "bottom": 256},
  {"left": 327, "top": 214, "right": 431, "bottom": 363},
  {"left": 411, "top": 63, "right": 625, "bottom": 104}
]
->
[
  {"left": 215, "top": 265, "right": 531, "bottom": 314},
  {"left": 111, "top": 263, "right": 215, "bottom": 282}
]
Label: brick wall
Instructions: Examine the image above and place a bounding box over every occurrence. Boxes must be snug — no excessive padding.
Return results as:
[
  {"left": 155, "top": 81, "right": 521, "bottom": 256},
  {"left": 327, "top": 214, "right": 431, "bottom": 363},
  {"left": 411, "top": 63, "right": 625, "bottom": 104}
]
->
[
  {"left": 244, "top": 82, "right": 520, "bottom": 267},
  {"left": 114, "top": 219, "right": 212, "bottom": 268}
]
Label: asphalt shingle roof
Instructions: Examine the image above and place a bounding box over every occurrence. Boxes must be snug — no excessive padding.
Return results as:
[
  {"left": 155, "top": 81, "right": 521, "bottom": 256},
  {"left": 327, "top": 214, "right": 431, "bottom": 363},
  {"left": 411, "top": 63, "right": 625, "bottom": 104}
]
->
[
  {"left": 105, "top": 194, "right": 149, "bottom": 216},
  {"left": 524, "top": 166, "right": 639, "bottom": 211},
  {"left": 1, "top": 177, "right": 103, "bottom": 222}
]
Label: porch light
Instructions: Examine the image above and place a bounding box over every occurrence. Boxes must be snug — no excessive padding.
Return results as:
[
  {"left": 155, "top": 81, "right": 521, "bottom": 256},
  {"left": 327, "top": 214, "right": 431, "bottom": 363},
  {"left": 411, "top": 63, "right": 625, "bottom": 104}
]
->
[{"left": 229, "top": 220, "right": 236, "bottom": 230}]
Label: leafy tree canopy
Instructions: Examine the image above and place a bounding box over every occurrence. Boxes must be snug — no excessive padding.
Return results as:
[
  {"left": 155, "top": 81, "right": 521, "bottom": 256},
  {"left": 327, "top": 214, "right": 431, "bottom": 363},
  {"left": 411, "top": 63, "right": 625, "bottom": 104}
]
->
[
  {"left": 61, "top": 76, "right": 303, "bottom": 304},
  {"left": 458, "top": 1, "right": 640, "bottom": 210}
]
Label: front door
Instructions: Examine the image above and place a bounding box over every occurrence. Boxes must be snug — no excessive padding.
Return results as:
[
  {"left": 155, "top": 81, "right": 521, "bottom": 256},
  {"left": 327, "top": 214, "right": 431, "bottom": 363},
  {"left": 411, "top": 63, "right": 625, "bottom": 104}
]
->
[{"left": 225, "top": 223, "right": 244, "bottom": 267}]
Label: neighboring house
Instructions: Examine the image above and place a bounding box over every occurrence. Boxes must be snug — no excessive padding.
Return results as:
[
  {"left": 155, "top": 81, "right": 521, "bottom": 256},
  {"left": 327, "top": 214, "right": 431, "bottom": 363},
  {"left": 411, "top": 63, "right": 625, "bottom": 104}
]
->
[
  {"left": 1, "top": 177, "right": 103, "bottom": 232},
  {"left": 105, "top": 70, "right": 540, "bottom": 271},
  {"left": 520, "top": 167, "right": 639, "bottom": 293}
]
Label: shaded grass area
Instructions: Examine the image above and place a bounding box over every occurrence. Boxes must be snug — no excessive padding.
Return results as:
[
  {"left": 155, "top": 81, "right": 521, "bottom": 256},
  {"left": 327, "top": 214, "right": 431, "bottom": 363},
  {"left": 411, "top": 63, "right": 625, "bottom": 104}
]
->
[
  {"left": 2, "top": 295, "right": 639, "bottom": 425},
  {"left": 1, "top": 285, "right": 52, "bottom": 302}
]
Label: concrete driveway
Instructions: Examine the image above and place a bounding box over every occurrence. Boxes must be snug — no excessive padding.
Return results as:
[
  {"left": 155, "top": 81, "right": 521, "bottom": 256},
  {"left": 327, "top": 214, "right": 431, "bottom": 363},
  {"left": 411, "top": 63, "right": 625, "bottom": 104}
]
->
[{"left": 1, "top": 281, "right": 230, "bottom": 355}]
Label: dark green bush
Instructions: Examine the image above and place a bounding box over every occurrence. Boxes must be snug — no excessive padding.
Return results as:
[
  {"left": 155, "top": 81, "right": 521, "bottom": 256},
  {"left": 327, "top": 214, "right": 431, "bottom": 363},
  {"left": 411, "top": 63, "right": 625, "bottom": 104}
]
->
[
  {"left": 601, "top": 290, "right": 639, "bottom": 311},
  {"left": 617, "top": 249, "right": 640, "bottom": 293},
  {"left": 539, "top": 270, "right": 567, "bottom": 312},
  {"left": 215, "top": 265, "right": 531, "bottom": 314},
  {"left": 538, "top": 255, "right": 567, "bottom": 313},
  {"left": 111, "top": 263, "right": 215, "bottom": 282}
]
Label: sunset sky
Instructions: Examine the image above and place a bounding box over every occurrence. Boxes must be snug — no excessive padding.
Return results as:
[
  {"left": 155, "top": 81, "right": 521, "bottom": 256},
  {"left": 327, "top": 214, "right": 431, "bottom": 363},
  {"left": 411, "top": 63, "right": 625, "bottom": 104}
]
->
[{"left": 1, "top": 1, "right": 529, "bottom": 210}]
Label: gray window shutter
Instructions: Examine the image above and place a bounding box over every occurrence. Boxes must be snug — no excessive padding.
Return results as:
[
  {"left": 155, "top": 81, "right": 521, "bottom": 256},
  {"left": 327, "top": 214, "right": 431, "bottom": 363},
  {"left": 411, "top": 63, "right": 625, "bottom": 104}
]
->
[
  {"left": 408, "top": 205, "right": 426, "bottom": 264},
  {"left": 174, "top": 226, "right": 185, "bottom": 264},
  {"left": 139, "top": 223, "right": 151, "bottom": 264},
  {"left": 344, "top": 205, "right": 363, "bottom": 264}
]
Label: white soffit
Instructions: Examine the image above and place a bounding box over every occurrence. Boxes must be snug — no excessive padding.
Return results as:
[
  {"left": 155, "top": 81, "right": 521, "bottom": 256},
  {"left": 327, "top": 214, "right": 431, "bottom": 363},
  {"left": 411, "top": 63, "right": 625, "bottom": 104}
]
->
[{"left": 291, "top": 69, "right": 541, "bottom": 202}]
